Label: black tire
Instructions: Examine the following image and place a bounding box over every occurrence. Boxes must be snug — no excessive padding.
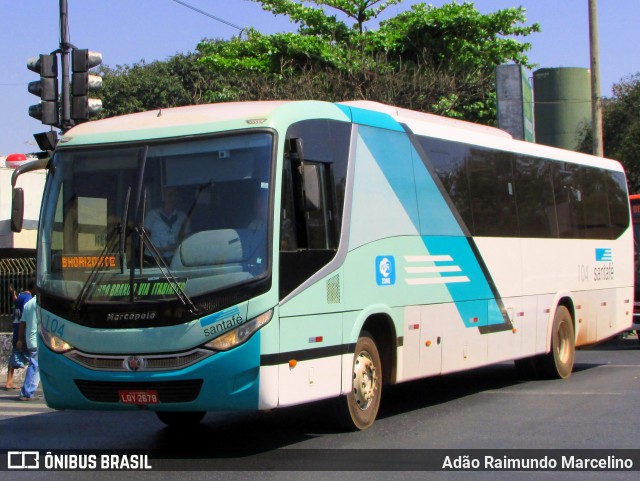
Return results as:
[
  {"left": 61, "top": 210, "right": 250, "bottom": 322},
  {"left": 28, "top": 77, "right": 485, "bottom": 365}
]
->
[
  {"left": 535, "top": 305, "right": 575, "bottom": 379},
  {"left": 334, "top": 331, "right": 382, "bottom": 430},
  {"left": 156, "top": 411, "right": 206, "bottom": 427}
]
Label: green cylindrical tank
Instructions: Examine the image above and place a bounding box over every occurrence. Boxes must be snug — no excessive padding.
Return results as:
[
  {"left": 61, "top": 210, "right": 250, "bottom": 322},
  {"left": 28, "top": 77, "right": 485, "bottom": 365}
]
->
[{"left": 533, "top": 67, "right": 591, "bottom": 151}]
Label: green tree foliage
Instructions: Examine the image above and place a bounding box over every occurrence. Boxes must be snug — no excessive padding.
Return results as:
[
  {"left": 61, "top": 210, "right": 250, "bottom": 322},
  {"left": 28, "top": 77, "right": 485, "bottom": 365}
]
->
[
  {"left": 195, "top": 1, "right": 539, "bottom": 123},
  {"left": 98, "top": 1, "right": 539, "bottom": 124},
  {"left": 97, "top": 54, "right": 211, "bottom": 118},
  {"left": 579, "top": 74, "right": 640, "bottom": 192},
  {"left": 372, "top": 2, "right": 540, "bottom": 120},
  {"left": 376, "top": 3, "right": 538, "bottom": 69},
  {"left": 256, "top": 0, "right": 402, "bottom": 34}
]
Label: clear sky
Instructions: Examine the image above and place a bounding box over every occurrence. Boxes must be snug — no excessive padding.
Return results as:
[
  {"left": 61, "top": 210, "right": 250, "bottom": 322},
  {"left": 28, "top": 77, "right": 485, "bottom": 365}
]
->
[{"left": 1, "top": 0, "right": 638, "bottom": 155}]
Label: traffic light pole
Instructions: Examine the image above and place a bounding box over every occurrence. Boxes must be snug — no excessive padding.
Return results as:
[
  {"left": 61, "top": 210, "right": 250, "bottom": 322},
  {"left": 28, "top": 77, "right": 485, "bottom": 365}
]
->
[
  {"left": 28, "top": 0, "right": 102, "bottom": 146},
  {"left": 59, "top": 0, "right": 72, "bottom": 132}
]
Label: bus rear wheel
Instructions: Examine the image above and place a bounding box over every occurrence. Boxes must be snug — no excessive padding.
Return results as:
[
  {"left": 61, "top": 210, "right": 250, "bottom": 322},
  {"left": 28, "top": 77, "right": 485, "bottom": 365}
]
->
[
  {"left": 535, "top": 305, "right": 575, "bottom": 379},
  {"left": 335, "top": 331, "right": 382, "bottom": 430},
  {"left": 156, "top": 411, "right": 206, "bottom": 427}
]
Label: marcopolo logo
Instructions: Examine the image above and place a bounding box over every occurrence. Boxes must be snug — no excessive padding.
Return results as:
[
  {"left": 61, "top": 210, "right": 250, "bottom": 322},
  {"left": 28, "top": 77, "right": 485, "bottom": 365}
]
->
[
  {"left": 376, "top": 255, "right": 396, "bottom": 286},
  {"left": 123, "top": 355, "right": 147, "bottom": 372}
]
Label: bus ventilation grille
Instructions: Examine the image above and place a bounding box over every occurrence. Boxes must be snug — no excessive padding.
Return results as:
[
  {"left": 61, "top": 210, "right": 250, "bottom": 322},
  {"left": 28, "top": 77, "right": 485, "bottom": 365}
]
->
[
  {"left": 74, "top": 379, "right": 203, "bottom": 403},
  {"left": 327, "top": 274, "right": 341, "bottom": 304}
]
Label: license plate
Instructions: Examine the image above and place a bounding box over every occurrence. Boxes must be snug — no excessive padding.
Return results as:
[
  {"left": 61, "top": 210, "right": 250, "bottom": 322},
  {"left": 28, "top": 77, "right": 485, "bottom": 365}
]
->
[{"left": 118, "top": 390, "right": 159, "bottom": 405}]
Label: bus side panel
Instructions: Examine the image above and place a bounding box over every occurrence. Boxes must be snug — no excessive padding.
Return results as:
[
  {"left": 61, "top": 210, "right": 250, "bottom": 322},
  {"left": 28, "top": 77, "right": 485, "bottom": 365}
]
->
[
  {"left": 277, "top": 312, "right": 343, "bottom": 407},
  {"left": 486, "top": 297, "right": 522, "bottom": 365},
  {"left": 279, "top": 123, "right": 428, "bottom": 399},
  {"left": 617, "top": 286, "right": 635, "bottom": 334},
  {"left": 257, "top": 306, "right": 280, "bottom": 410},
  {"left": 276, "top": 107, "right": 634, "bottom": 408},
  {"left": 400, "top": 305, "right": 422, "bottom": 381},
  {"left": 519, "top": 235, "right": 634, "bottom": 346},
  {"left": 343, "top": 124, "right": 509, "bottom": 379}
]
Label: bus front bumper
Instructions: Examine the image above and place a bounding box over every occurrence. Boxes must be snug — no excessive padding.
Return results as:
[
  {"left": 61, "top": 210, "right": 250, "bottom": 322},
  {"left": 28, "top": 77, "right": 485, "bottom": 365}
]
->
[{"left": 38, "top": 333, "right": 261, "bottom": 412}]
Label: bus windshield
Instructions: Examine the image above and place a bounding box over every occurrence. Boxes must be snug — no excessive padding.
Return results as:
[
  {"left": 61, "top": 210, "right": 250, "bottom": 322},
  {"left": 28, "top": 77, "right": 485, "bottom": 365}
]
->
[{"left": 38, "top": 132, "right": 273, "bottom": 310}]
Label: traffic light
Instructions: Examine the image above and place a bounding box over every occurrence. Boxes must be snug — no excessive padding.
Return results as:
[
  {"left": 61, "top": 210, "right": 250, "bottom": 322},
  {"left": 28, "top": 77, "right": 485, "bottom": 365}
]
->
[
  {"left": 71, "top": 49, "right": 103, "bottom": 122},
  {"left": 27, "top": 54, "right": 59, "bottom": 126}
]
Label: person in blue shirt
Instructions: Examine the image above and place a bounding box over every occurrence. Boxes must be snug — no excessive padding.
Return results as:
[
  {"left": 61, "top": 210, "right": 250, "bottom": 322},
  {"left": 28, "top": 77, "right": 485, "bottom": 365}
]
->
[
  {"left": 16, "top": 293, "right": 39, "bottom": 401},
  {"left": 4, "top": 279, "right": 35, "bottom": 391}
]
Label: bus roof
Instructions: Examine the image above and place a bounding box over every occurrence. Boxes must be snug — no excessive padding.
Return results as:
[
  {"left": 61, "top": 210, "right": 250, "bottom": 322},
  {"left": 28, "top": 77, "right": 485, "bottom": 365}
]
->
[
  {"left": 339, "top": 100, "right": 513, "bottom": 139},
  {"left": 59, "top": 100, "right": 353, "bottom": 147},
  {"left": 59, "top": 100, "right": 624, "bottom": 173},
  {"left": 62, "top": 101, "right": 290, "bottom": 138},
  {"left": 339, "top": 100, "right": 624, "bottom": 173}
]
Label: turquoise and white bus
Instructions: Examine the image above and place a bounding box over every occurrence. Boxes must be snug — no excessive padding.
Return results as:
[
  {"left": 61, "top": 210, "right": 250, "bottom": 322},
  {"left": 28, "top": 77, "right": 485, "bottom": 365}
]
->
[{"left": 12, "top": 100, "right": 633, "bottom": 429}]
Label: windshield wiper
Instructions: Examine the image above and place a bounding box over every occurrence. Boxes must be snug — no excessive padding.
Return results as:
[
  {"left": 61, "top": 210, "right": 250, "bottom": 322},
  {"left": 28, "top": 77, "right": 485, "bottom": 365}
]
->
[
  {"left": 135, "top": 224, "right": 199, "bottom": 315},
  {"left": 124, "top": 145, "right": 198, "bottom": 315},
  {"left": 71, "top": 223, "right": 122, "bottom": 315},
  {"left": 119, "top": 186, "right": 131, "bottom": 274}
]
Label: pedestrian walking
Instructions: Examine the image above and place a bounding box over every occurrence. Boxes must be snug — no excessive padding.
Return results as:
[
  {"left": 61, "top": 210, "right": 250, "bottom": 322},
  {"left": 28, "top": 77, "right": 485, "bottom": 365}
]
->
[
  {"left": 16, "top": 292, "right": 39, "bottom": 401},
  {"left": 4, "top": 279, "right": 35, "bottom": 390}
]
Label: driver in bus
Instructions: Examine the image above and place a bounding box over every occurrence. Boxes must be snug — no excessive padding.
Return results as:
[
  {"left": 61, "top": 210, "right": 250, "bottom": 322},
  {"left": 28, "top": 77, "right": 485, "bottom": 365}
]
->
[{"left": 144, "top": 186, "right": 189, "bottom": 263}]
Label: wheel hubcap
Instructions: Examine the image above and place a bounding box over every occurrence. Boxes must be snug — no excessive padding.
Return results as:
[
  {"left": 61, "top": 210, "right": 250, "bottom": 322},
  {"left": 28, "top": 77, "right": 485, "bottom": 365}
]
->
[
  {"left": 556, "top": 320, "right": 570, "bottom": 364},
  {"left": 353, "top": 350, "right": 378, "bottom": 411}
]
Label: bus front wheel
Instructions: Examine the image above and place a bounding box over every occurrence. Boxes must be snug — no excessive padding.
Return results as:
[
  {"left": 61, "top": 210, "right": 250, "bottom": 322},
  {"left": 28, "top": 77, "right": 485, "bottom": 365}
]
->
[{"left": 335, "top": 331, "right": 382, "bottom": 430}]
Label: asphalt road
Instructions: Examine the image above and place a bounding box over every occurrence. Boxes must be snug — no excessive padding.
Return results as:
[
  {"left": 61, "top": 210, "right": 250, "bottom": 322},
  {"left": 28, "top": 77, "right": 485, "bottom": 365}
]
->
[{"left": 1, "top": 335, "right": 639, "bottom": 480}]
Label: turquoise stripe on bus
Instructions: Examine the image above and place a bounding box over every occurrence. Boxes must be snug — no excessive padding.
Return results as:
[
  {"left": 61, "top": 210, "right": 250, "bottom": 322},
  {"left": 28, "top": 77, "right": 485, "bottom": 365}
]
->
[
  {"left": 358, "top": 126, "right": 421, "bottom": 229},
  {"left": 353, "top": 113, "right": 511, "bottom": 332},
  {"left": 421, "top": 236, "right": 511, "bottom": 329},
  {"left": 336, "top": 104, "right": 405, "bottom": 132}
]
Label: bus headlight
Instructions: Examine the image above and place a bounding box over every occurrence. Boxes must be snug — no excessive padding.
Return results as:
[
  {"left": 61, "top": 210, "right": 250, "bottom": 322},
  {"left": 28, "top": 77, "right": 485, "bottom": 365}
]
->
[
  {"left": 39, "top": 324, "right": 74, "bottom": 353},
  {"left": 204, "top": 309, "right": 273, "bottom": 351}
]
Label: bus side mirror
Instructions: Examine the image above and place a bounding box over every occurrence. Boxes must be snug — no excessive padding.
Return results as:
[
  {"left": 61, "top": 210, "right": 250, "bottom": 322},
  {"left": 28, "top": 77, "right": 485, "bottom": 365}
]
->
[{"left": 11, "top": 187, "right": 24, "bottom": 233}]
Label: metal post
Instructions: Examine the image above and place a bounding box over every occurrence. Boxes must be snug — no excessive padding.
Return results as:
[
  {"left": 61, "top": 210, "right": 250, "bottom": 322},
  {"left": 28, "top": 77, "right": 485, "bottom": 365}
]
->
[
  {"left": 588, "top": 0, "right": 604, "bottom": 157},
  {"left": 59, "top": 0, "right": 72, "bottom": 131}
]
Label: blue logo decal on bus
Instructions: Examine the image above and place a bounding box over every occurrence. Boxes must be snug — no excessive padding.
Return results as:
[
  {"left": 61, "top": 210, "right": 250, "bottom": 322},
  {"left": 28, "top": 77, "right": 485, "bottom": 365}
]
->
[
  {"left": 595, "top": 248, "right": 612, "bottom": 262},
  {"left": 376, "top": 256, "right": 396, "bottom": 286}
]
